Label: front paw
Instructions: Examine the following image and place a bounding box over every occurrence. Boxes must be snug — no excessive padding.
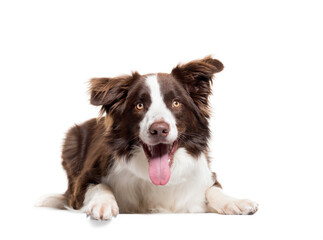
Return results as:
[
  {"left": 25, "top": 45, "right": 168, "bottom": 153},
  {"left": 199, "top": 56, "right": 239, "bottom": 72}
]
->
[
  {"left": 210, "top": 199, "right": 258, "bottom": 215},
  {"left": 86, "top": 200, "right": 119, "bottom": 220}
]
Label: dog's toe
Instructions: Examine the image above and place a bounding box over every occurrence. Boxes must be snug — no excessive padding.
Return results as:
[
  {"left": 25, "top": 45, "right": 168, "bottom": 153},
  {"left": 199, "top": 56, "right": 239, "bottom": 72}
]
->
[
  {"left": 87, "top": 201, "right": 119, "bottom": 220},
  {"left": 226, "top": 199, "right": 258, "bottom": 215}
]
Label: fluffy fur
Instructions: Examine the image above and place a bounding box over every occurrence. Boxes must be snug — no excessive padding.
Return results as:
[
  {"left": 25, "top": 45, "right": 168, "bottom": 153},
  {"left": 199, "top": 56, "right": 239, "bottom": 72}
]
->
[{"left": 37, "top": 56, "right": 258, "bottom": 220}]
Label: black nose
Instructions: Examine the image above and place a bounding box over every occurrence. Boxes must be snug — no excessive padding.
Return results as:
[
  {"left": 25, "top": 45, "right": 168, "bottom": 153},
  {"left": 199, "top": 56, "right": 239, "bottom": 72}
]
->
[{"left": 149, "top": 121, "right": 169, "bottom": 137}]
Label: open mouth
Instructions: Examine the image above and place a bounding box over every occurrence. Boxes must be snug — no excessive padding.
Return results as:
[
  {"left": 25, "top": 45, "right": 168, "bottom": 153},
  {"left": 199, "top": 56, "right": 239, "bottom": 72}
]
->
[{"left": 142, "top": 141, "right": 178, "bottom": 186}]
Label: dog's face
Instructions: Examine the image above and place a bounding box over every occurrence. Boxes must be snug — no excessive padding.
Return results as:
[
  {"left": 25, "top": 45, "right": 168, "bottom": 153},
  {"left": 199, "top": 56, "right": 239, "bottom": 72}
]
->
[{"left": 90, "top": 56, "right": 223, "bottom": 185}]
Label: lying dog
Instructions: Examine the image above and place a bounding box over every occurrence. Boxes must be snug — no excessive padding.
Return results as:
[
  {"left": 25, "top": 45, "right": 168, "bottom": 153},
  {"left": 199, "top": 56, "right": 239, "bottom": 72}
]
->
[{"left": 38, "top": 56, "right": 258, "bottom": 220}]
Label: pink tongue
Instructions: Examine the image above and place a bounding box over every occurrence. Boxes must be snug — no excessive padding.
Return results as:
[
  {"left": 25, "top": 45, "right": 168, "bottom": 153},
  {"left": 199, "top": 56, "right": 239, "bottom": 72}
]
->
[{"left": 148, "top": 144, "right": 171, "bottom": 185}]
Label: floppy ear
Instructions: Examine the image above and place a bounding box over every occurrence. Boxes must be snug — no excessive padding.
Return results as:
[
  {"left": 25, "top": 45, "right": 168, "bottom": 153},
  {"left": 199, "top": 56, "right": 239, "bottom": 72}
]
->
[
  {"left": 90, "top": 72, "right": 140, "bottom": 113},
  {"left": 171, "top": 56, "right": 223, "bottom": 116}
]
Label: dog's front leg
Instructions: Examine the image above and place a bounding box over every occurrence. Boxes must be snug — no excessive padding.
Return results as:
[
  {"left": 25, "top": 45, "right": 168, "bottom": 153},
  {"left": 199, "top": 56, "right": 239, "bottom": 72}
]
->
[
  {"left": 206, "top": 186, "right": 258, "bottom": 215},
  {"left": 82, "top": 183, "right": 119, "bottom": 220}
]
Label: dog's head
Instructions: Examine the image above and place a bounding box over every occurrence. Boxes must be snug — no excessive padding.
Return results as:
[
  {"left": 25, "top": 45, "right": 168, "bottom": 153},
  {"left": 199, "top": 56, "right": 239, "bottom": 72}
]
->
[{"left": 90, "top": 56, "right": 223, "bottom": 185}]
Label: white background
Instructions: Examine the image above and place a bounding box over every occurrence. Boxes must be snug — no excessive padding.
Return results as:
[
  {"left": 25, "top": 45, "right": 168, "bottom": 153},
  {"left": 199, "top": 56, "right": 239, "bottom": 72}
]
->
[{"left": 1, "top": 0, "right": 322, "bottom": 239}]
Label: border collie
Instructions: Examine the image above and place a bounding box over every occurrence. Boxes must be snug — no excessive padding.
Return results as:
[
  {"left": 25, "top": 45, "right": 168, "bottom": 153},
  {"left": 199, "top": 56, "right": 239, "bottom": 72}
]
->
[{"left": 37, "top": 56, "right": 258, "bottom": 220}]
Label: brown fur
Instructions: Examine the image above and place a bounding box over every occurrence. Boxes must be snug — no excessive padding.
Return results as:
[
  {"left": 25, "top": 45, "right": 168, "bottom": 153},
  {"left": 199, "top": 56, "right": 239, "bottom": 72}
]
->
[
  {"left": 171, "top": 56, "right": 223, "bottom": 118},
  {"left": 62, "top": 118, "right": 113, "bottom": 209}
]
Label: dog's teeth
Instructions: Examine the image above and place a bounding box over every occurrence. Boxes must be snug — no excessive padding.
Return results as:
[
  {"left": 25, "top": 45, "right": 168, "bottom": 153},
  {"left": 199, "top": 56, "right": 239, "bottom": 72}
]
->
[{"left": 168, "top": 159, "right": 170, "bottom": 163}]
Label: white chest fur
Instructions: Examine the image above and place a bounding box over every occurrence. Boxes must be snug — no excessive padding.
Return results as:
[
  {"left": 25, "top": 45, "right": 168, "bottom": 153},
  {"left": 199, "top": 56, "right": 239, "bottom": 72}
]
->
[{"left": 102, "top": 147, "right": 214, "bottom": 213}]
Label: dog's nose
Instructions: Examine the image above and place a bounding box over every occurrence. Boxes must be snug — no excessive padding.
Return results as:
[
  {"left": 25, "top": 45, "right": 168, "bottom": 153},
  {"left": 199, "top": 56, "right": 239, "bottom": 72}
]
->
[{"left": 149, "top": 121, "right": 169, "bottom": 137}]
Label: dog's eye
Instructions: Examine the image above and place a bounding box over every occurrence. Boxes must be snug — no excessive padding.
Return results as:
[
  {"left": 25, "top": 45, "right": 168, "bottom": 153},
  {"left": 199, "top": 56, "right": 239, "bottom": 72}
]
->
[
  {"left": 136, "top": 103, "right": 144, "bottom": 110},
  {"left": 172, "top": 100, "right": 181, "bottom": 108}
]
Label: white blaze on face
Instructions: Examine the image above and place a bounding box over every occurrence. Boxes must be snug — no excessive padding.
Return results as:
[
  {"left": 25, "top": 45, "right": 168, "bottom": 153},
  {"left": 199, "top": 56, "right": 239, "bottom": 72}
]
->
[{"left": 139, "top": 74, "right": 178, "bottom": 145}]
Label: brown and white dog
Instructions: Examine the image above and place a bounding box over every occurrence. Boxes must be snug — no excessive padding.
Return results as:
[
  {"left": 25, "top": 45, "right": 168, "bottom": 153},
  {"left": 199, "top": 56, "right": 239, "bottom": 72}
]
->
[{"left": 37, "top": 56, "right": 258, "bottom": 220}]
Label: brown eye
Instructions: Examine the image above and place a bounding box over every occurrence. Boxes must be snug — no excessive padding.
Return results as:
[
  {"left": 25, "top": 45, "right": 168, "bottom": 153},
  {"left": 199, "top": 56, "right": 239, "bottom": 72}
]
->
[
  {"left": 136, "top": 103, "right": 144, "bottom": 110},
  {"left": 172, "top": 100, "right": 181, "bottom": 108}
]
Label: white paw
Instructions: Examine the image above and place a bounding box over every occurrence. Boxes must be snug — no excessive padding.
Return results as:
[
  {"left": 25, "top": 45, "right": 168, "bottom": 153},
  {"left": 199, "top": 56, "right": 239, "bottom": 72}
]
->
[
  {"left": 86, "top": 200, "right": 119, "bottom": 220},
  {"left": 216, "top": 199, "right": 258, "bottom": 215}
]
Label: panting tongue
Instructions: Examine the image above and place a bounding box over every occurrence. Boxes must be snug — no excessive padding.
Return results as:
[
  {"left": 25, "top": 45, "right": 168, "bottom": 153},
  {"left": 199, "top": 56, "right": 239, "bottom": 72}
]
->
[{"left": 148, "top": 144, "right": 171, "bottom": 185}]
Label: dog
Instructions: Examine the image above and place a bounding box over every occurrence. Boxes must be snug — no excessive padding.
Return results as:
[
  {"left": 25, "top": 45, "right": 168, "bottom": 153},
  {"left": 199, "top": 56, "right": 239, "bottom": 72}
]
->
[{"left": 37, "top": 56, "right": 258, "bottom": 220}]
